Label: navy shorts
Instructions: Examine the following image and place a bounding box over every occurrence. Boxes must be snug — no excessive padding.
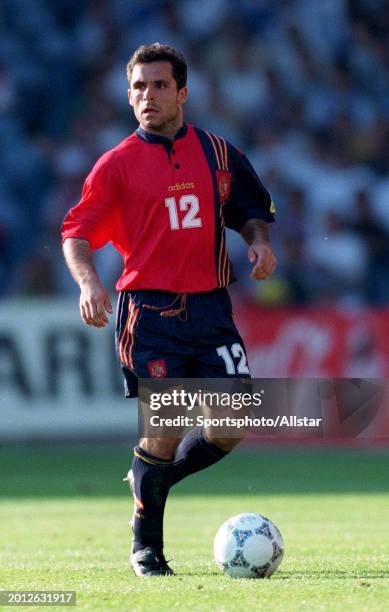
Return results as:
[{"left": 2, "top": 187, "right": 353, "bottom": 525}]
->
[{"left": 115, "top": 288, "right": 250, "bottom": 398}]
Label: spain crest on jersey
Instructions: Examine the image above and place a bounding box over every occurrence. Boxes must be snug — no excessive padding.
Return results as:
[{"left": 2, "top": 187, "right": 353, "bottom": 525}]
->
[
  {"left": 216, "top": 170, "right": 232, "bottom": 204},
  {"left": 147, "top": 359, "right": 167, "bottom": 378}
]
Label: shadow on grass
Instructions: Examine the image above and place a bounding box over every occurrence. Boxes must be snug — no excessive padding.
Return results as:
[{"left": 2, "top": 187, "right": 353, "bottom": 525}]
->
[
  {"left": 277, "top": 570, "right": 389, "bottom": 580},
  {"left": 1, "top": 444, "right": 389, "bottom": 498},
  {"left": 174, "top": 569, "right": 389, "bottom": 579}
]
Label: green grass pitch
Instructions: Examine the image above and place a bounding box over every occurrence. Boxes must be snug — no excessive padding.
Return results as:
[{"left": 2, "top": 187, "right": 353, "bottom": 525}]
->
[{"left": 1, "top": 444, "right": 389, "bottom": 611}]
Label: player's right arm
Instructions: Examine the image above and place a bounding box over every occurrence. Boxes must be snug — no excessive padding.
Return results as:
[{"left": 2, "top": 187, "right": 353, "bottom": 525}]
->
[
  {"left": 63, "top": 238, "right": 113, "bottom": 328},
  {"left": 61, "top": 150, "right": 119, "bottom": 327}
]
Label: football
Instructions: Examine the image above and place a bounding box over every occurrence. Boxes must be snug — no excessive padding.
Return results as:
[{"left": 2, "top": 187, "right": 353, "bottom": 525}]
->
[{"left": 213, "top": 512, "right": 284, "bottom": 578}]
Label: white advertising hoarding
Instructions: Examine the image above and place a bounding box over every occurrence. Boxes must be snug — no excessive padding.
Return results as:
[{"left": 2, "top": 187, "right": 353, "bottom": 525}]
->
[{"left": 0, "top": 298, "right": 136, "bottom": 441}]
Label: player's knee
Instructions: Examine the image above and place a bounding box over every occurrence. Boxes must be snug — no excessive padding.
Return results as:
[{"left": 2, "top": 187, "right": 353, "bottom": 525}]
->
[
  {"left": 206, "top": 435, "right": 243, "bottom": 453},
  {"left": 139, "top": 437, "right": 180, "bottom": 460}
]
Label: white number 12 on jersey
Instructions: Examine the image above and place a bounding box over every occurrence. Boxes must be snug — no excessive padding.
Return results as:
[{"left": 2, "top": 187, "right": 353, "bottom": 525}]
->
[{"left": 165, "top": 194, "right": 202, "bottom": 230}]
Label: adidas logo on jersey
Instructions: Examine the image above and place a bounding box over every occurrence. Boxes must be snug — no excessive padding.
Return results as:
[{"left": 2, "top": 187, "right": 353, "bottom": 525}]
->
[{"left": 168, "top": 182, "right": 195, "bottom": 191}]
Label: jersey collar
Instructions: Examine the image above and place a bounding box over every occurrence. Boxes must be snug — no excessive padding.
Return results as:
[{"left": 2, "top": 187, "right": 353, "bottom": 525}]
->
[{"left": 135, "top": 123, "right": 188, "bottom": 148}]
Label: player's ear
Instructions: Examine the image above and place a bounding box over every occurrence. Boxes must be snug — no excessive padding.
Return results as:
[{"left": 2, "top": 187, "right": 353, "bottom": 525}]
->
[
  {"left": 128, "top": 89, "right": 134, "bottom": 107},
  {"left": 178, "top": 86, "right": 188, "bottom": 105}
]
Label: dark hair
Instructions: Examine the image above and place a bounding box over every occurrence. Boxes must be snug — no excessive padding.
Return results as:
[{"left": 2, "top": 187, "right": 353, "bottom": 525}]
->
[{"left": 127, "top": 43, "right": 187, "bottom": 90}]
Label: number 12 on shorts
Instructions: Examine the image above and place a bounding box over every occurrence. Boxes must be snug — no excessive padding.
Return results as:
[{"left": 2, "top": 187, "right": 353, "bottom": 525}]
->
[{"left": 217, "top": 343, "right": 250, "bottom": 375}]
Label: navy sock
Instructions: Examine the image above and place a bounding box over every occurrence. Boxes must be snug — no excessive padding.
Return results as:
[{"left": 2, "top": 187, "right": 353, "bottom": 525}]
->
[
  {"left": 170, "top": 427, "right": 229, "bottom": 486},
  {"left": 131, "top": 446, "right": 173, "bottom": 553}
]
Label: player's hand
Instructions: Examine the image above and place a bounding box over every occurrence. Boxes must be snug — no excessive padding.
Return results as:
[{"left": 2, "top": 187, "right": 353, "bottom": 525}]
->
[
  {"left": 79, "top": 279, "right": 113, "bottom": 328},
  {"left": 248, "top": 240, "right": 277, "bottom": 280}
]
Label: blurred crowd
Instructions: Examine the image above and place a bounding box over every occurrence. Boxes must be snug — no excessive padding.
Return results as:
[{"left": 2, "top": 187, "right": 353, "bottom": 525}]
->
[{"left": 0, "top": 0, "right": 388, "bottom": 306}]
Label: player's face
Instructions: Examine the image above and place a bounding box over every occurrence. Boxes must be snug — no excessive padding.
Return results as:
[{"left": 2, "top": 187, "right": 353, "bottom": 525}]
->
[{"left": 128, "top": 61, "right": 187, "bottom": 137}]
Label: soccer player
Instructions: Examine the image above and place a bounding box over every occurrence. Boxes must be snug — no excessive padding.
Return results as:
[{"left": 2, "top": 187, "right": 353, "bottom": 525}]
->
[{"left": 61, "top": 43, "right": 277, "bottom": 576}]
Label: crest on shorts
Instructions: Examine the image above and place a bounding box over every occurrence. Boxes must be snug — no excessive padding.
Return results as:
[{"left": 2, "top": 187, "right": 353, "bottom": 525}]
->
[
  {"left": 147, "top": 359, "right": 167, "bottom": 378},
  {"left": 216, "top": 170, "right": 231, "bottom": 204}
]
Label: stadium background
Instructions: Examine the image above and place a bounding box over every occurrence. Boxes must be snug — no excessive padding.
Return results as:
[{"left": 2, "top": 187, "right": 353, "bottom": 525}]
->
[
  {"left": 0, "top": 0, "right": 388, "bottom": 442},
  {"left": 1, "top": 2, "right": 388, "bottom": 608}
]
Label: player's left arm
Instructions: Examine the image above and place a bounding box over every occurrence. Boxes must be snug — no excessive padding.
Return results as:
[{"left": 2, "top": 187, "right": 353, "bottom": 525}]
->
[
  {"left": 223, "top": 144, "right": 277, "bottom": 281},
  {"left": 240, "top": 218, "right": 277, "bottom": 280}
]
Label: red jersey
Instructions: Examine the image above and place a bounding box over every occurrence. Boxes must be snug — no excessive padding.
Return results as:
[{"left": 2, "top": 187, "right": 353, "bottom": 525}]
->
[{"left": 61, "top": 123, "right": 275, "bottom": 293}]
